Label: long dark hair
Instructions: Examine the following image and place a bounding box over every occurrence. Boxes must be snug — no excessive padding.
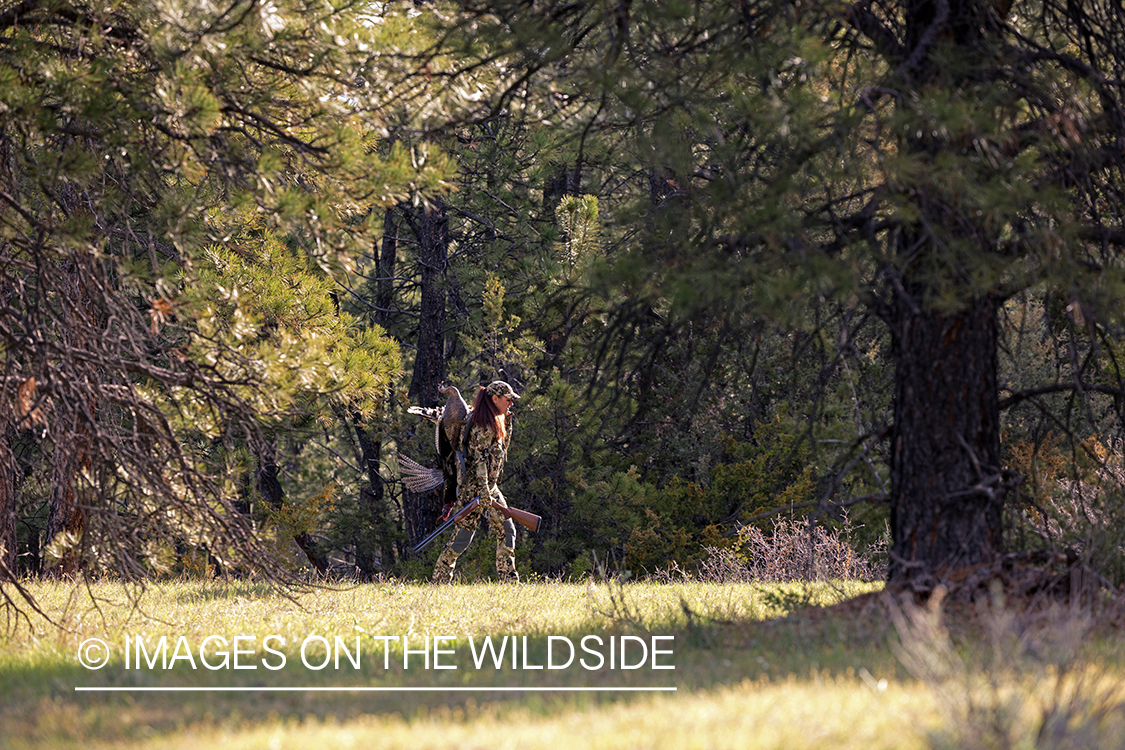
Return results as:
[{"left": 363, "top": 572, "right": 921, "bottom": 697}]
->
[{"left": 470, "top": 386, "right": 506, "bottom": 441}]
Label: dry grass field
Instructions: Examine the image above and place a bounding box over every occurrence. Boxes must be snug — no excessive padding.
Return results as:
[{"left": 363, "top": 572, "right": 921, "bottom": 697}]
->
[{"left": 1, "top": 579, "right": 1121, "bottom": 750}]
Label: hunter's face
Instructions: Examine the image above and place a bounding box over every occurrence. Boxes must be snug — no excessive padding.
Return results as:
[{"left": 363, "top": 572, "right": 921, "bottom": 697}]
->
[{"left": 491, "top": 394, "right": 512, "bottom": 414}]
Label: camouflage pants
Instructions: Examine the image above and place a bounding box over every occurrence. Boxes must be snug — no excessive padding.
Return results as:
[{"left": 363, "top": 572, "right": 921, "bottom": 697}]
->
[{"left": 432, "top": 491, "right": 518, "bottom": 584}]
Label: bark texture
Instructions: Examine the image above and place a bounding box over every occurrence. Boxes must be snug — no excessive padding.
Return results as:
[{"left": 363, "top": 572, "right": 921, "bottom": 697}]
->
[
  {"left": 407, "top": 201, "right": 448, "bottom": 408},
  {"left": 402, "top": 201, "right": 449, "bottom": 546},
  {"left": 375, "top": 205, "right": 400, "bottom": 328},
  {"left": 888, "top": 292, "right": 1005, "bottom": 581}
]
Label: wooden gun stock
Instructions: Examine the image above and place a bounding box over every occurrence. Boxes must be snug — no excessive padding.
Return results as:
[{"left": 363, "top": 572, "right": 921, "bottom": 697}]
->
[{"left": 489, "top": 501, "right": 541, "bottom": 533}]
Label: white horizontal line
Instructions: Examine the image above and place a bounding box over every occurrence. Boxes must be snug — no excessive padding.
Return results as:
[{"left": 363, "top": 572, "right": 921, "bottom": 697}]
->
[{"left": 75, "top": 686, "right": 677, "bottom": 693}]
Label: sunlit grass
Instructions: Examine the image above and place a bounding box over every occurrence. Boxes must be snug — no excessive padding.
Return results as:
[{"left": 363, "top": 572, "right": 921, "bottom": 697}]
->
[
  {"left": 1, "top": 578, "right": 1121, "bottom": 750},
  {"left": 6, "top": 578, "right": 883, "bottom": 636},
  {"left": 43, "top": 678, "right": 933, "bottom": 750}
]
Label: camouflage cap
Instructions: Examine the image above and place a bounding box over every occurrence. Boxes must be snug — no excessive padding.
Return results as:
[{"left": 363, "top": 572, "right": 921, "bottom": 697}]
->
[{"left": 485, "top": 380, "right": 520, "bottom": 400}]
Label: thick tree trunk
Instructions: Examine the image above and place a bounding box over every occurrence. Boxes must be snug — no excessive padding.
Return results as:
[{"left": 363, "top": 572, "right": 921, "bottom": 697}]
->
[
  {"left": 883, "top": 1, "right": 1014, "bottom": 584},
  {"left": 407, "top": 201, "right": 448, "bottom": 408},
  {"left": 888, "top": 291, "right": 1005, "bottom": 581},
  {"left": 402, "top": 202, "right": 448, "bottom": 547}
]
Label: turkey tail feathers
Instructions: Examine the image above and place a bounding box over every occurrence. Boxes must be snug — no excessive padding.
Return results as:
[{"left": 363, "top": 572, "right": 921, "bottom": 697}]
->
[{"left": 397, "top": 454, "right": 444, "bottom": 493}]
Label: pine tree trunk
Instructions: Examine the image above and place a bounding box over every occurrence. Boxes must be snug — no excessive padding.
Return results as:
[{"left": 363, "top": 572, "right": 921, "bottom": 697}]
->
[
  {"left": 402, "top": 202, "right": 448, "bottom": 548},
  {"left": 407, "top": 201, "right": 448, "bottom": 407},
  {"left": 883, "top": 0, "right": 1013, "bottom": 584},
  {"left": 888, "top": 290, "right": 1005, "bottom": 581},
  {"left": 375, "top": 206, "right": 399, "bottom": 329}
]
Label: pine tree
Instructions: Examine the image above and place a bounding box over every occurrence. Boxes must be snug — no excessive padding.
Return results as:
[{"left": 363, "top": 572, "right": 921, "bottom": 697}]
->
[{"left": 0, "top": 1, "right": 453, "bottom": 583}]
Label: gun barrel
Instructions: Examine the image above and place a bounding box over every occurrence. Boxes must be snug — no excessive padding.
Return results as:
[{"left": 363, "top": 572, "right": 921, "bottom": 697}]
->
[
  {"left": 412, "top": 516, "right": 454, "bottom": 553},
  {"left": 412, "top": 498, "right": 480, "bottom": 553}
]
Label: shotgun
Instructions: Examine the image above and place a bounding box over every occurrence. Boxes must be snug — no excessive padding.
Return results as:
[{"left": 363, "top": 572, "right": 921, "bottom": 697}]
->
[{"left": 412, "top": 498, "right": 541, "bottom": 553}]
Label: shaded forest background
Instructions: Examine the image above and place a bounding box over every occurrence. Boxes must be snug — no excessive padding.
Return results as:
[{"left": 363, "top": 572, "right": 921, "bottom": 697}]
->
[{"left": 3, "top": 0, "right": 1125, "bottom": 591}]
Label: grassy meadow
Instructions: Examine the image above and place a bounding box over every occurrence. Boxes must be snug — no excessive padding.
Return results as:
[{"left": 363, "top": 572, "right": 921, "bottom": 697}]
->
[{"left": 1, "top": 578, "right": 1123, "bottom": 749}]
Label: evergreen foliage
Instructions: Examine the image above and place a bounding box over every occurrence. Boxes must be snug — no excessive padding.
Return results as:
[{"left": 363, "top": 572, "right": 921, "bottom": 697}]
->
[
  {"left": 6, "top": 0, "right": 1125, "bottom": 590},
  {"left": 0, "top": 0, "right": 450, "bottom": 584},
  {"left": 399, "top": 0, "right": 1125, "bottom": 586}
]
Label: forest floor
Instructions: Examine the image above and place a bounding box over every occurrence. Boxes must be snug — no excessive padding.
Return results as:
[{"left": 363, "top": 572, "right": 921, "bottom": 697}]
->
[{"left": 1, "top": 578, "right": 1122, "bottom": 749}]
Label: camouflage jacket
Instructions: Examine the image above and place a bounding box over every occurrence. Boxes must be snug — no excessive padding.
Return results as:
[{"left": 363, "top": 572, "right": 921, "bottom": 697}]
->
[{"left": 460, "top": 414, "right": 511, "bottom": 507}]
